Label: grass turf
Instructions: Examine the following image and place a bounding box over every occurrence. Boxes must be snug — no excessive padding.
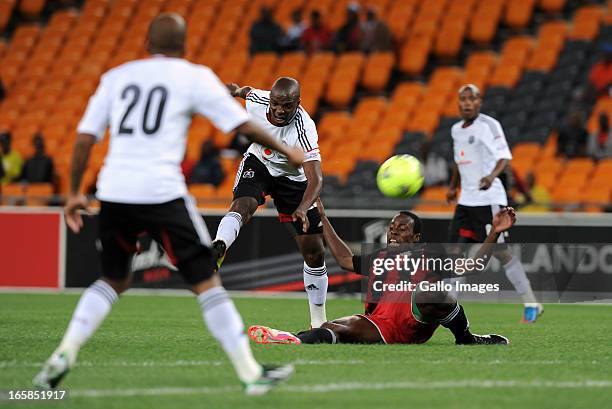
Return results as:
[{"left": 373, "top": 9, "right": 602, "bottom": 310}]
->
[{"left": 0, "top": 293, "right": 610, "bottom": 409}]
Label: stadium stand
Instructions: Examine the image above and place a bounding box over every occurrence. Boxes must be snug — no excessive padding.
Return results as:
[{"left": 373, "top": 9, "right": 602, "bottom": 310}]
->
[{"left": 0, "top": 0, "right": 611, "bottom": 213}]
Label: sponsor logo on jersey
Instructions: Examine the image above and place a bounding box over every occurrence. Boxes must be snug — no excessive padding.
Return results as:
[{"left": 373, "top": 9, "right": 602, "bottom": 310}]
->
[
  {"left": 468, "top": 135, "right": 475, "bottom": 144},
  {"left": 243, "top": 169, "right": 255, "bottom": 179}
]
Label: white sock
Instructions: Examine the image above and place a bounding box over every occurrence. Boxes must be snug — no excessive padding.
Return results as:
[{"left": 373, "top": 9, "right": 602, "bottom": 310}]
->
[
  {"left": 215, "top": 212, "right": 242, "bottom": 248},
  {"left": 503, "top": 256, "right": 538, "bottom": 305},
  {"left": 57, "top": 279, "right": 118, "bottom": 364},
  {"left": 197, "top": 286, "right": 262, "bottom": 383},
  {"left": 303, "top": 262, "right": 328, "bottom": 328}
]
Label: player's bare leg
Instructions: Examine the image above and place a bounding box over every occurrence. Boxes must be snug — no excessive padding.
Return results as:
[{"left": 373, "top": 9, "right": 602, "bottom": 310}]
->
[
  {"left": 294, "top": 233, "right": 328, "bottom": 328},
  {"left": 213, "top": 196, "right": 259, "bottom": 270},
  {"left": 414, "top": 286, "right": 509, "bottom": 345},
  {"left": 33, "top": 275, "right": 131, "bottom": 389},
  {"left": 249, "top": 315, "right": 383, "bottom": 345},
  {"left": 494, "top": 249, "right": 543, "bottom": 323}
]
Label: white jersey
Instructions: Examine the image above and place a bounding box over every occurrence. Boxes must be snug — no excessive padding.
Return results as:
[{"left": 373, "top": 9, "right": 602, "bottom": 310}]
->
[
  {"left": 451, "top": 113, "right": 512, "bottom": 206},
  {"left": 77, "top": 55, "right": 249, "bottom": 204},
  {"left": 244, "top": 89, "right": 320, "bottom": 182}
]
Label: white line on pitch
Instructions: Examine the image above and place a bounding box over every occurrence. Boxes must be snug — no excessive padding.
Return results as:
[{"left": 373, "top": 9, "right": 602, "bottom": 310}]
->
[
  {"left": 68, "top": 379, "right": 612, "bottom": 398},
  {"left": 1, "top": 358, "right": 605, "bottom": 369}
]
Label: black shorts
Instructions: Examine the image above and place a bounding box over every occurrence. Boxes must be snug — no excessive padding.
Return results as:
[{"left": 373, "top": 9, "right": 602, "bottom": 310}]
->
[
  {"left": 448, "top": 204, "right": 507, "bottom": 243},
  {"left": 98, "top": 197, "right": 214, "bottom": 285},
  {"left": 233, "top": 154, "right": 322, "bottom": 235}
]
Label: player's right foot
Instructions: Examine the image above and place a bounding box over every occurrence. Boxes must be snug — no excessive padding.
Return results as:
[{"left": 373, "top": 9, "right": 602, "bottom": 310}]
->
[
  {"left": 243, "top": 364, "right": 294, "bottom": 396},
  {"left": 457, "top": 333, "right": 510, "bottom": 345},
  {"left": 211, "top": 239, "right": 227, "bottom": 272},
  {"left": 522, "top": 303, "right": 544, "bottom": 323},
  {"left": 32, "top": 352, "right": 71, "bottom": 389},
  {"left": 248, "top": 325, "right": 302, "bottom": 345}
]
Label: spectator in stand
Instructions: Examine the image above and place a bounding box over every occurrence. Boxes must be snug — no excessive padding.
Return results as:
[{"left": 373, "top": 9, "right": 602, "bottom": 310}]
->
[
  {"left": 557, "top": 110, "right": 588, "bottom": 158},
  {"left": 361, "top": 7, "right": 393, "bottom": 53},
  {"left": 587, "top": 112, "right": 612, "bottom": 159},
  {"left": 21, "top": 134, "right": 55, "bottom": 183},
  {"left": 189, "top": 140, "right": 225, "bottom": 187},
  {"left": 588, "top": 44, "right": 612, "bottom": 101},
  {"left": 0, "top": 132, "right": 23, "bottom": 184},
  {"left": 334, "top": 2, "right": 362, "bottom": 52},
  {"left": 301, "top": 10, "right": 332, "bottom": 53},
  {"left": 249, "top": 6, "right": 283, "bottom": 54},
  {"left": 282, "top": 9, "right": 305, "bottom": 51}
]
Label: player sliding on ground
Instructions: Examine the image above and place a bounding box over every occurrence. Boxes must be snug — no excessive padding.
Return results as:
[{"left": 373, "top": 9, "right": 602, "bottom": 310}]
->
[
  {"left": 33, "top": 13, "right": 298, "bottom": 395},
  {"left": 248, "top": 200, "right": 513, "bottom": 346},
  {"left": 212, "top": 78, "right": 329, "bottom": 328}
]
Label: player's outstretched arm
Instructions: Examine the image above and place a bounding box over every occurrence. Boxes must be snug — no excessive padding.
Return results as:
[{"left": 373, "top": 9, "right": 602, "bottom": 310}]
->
[
  {"left": 470, "top": 207, "right": 517, "bottom": 274},
  {"left": 226, "top": 83, "right": 253, "bottom": 99},
  {"left": 65, "top": 133, "right": 96, "bottom": 234},
  {"left": 316, "top": 198, "right": 356, "bottom": 271},
  {"left": 234, "top": 120, "right": 304, "bottom": 167}
]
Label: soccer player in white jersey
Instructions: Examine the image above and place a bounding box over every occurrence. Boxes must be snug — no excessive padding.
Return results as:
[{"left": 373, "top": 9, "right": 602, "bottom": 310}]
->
[
  {"left": 33, "top": 14, "right": 301, "bottom": 394},
  {"left": 212, "top": 77, "right": 328, "bottom": 328},
  {"left": 446, "top": 84, "right": 543, "bottom": 323}
]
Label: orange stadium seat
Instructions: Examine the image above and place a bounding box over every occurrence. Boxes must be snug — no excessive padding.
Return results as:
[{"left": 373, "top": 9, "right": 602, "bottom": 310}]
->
[
  {"left": 25, "top": 183, "right": 54, "bottom": 206},
  {"left": 468, "top": 0, "right": 505, "bottom": 44},
  {"left": 362, "top": 52, "right": 394, "bottom": 92},
  {"left": 0, "top": 1, "right": 16, "bottom": 32},
  {"left": 505, "top": 0, "right": 536, "bottom": 29},
  {"left": 19, "top": 0, "right": 46, "bottom": 17},
  {"left": 539, "top": 0, "right": 567, "bottom": 13},
  {"left": 1, "top": 183, "right": 25, "bottom": 205}
]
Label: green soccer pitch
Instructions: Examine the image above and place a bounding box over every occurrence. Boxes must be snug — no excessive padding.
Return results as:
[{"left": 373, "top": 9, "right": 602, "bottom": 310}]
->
[{"left": 1, "top": 293, "right": 611, "bottom": 409}]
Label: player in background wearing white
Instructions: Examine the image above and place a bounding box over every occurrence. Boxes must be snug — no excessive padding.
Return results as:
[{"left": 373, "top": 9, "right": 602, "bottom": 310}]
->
[
  {"left": 213, "top": 78, "right": 328, "bottom": 328},
  {"left": 447, "top": 84, "right": 543, "bottom": 323},
  {"left": 33, "top": 14, "right": 301, "bottom": 395}
]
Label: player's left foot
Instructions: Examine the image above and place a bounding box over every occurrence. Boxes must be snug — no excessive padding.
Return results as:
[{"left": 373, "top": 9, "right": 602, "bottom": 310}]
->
[
  {"left": 32, "top": 352, "right": 71, "bottom": 389},
  {"left": 457, "top": 334, "right": 510, "bottom": 345},
  {"left": 243, "top": 364, "right": 294, "bottom": 395},
  {"left": 248, "top": 325, "right": 302, "bottom": 345},
  {"left": 522, "top": 303, "right": 544, "bottom": 323},
  {"left": 211, "top": 239, "right": 227, "bottom": 272}
]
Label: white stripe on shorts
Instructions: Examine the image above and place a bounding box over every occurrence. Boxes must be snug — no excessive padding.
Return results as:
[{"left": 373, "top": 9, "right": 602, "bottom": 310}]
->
[
  {"left": 233, "top": 154, "right": 248, "bottom": 191},
  {"left": 183, "top": 195, "right": 212, "bottom": 246}
]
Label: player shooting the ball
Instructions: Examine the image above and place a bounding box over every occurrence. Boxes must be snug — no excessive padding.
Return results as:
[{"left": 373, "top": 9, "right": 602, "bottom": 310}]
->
[{"left": 248, "top": 199, "right": 514, "bottom": 346}]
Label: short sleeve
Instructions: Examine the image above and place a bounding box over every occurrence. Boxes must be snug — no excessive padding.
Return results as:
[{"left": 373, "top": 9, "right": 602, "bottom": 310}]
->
[
  {"left": 481, "top": 119, "right": 512, "bottom": 161},
  {"left": 245, "top": 89, "right": 270, "bottom": 113},
  {"left": 192, "top": 67, "right": 249, "bottom": 134},
  {"left": 295, "top": 110, "right": 321, "bottom": 162},
  {"left": 77, "top": 74, "right": 112, "bottom": 141}
]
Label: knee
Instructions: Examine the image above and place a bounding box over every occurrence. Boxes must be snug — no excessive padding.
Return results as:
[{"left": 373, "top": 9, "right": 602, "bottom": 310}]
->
[
  {"left": 414, "top": 287, "right": 456, "bottom": 320},
  {"left": 303, "top": 247, "right": 325, "bottom": 268},
  {"left": 229, "top": 198, "right": 257, "bottom": 223},
  {"left": 103, "top": 276, "right": 131, "bottom": 295}
]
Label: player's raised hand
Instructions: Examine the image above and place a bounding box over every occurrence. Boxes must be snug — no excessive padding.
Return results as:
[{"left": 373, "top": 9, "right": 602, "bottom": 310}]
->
[
  {"left": 492, "top": 207, "right": 516, "bottom": 233},
  {"left": 226, "top": 83, "right": 240, "bottom": 97},
  {"left": 292, "top": 207, "right": 309, "bottom": 233},
  {"left": 64, "top": 194, "right": 89, "bottom": 234},
  {"left": 285, "top": 147, "right": 305, "bottom": 168}
]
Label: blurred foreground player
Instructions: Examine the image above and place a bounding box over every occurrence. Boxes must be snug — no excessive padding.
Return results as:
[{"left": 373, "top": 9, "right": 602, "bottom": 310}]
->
[
  {"left": 213, "top": 78, "right": 328, "bottom": 328},
  {"left": 248, "top": 200, "right": 511, "bottom": 346},
  {"left": 33, "top": 13, "right": 299, "bottom": 395},
  {"left": 447, "top": 84, "right": 543, "bottom": 323}
]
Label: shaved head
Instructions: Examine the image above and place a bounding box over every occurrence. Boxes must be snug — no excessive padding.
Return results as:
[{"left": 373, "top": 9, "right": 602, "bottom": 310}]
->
[
  {"left": 147, "top": 13, "right": 186, "bottom": 55},
  {"left": 268, "top": 77, "right": 301, "bottom": 126},
  {"left": 271, "top": 77, "right": 300, "bottom": 100}
]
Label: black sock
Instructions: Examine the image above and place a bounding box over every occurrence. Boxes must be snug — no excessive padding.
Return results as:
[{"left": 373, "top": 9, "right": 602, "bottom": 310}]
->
[
  {"left": 439, "top": 304, "right": 475, "bottom": 344},
  {"left": 296, "top": 328, "right": 337, "bottom": 344}
]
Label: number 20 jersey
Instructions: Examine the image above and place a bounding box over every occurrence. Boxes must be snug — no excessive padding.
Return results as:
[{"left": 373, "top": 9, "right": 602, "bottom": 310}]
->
[{"left": 77, "top": 56, "right": 249, "bottom": 204}]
